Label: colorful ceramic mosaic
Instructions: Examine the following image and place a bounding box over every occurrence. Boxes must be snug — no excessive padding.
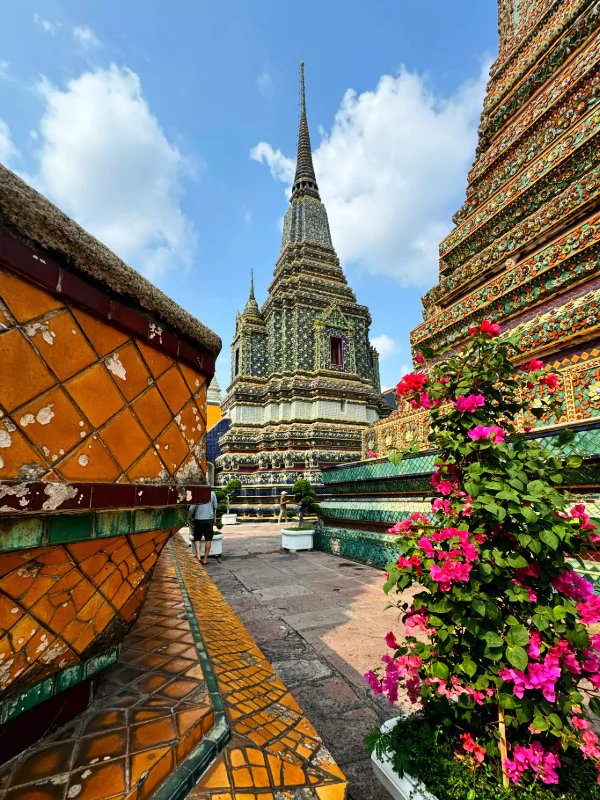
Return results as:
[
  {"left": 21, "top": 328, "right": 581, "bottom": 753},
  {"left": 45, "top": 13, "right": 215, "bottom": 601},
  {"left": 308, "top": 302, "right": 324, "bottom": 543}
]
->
[
  {"left": 0, "top": 262, "right": 208, "bottom": 485},
  {"left": 170, "top": 535, "right": 347, "bottom": 800},
  {"left": 216, "top": 66, "right": 388, "bottom": 514},
  {"left": 0, "top": 548, "right": 218, "bottom": 800}
]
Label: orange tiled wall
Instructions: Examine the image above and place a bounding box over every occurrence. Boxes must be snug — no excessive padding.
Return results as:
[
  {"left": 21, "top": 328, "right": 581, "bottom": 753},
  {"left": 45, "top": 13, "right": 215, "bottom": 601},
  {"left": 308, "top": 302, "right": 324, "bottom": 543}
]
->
[
  {"left": 0, "top": 264, "right": 208, "bottom": 484},
  {"left": 0, "top": 529, "right": 171, "bottom": 697}
]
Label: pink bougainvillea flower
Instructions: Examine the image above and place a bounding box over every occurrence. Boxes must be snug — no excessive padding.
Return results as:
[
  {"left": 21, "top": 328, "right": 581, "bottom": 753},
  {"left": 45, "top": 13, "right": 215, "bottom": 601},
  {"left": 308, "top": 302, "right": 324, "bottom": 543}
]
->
[
  {"left": 415, "top": 353, "right": 425, "bottom": 364},
  {"left": 396, "top": 372, "right": 428, "bottom": 398},
  {"left": 540, "top": 372, "right": 559, "bottom": 390},
  {"left": 504, "top": 742, "right": 560, "bottom": 785},
  {"left": 366, "top": 450, "right": 377, "bottom": 458},
  {"left": 521, "top": 359, "right": 544, "bottom": 371},
  {"left": 468, "top": 425, "right": 506, "bottom": 444},
  {"left": 570, "top": 503, "right": 597, "bottom": 531},
  {"left": 460, "top": 733, "right": 486, "bottom": 763},
  {"left": 385, "top": 631, "right": 399, "bottom": 650},
  {"left": 480, "top": 319, "right": 501, "bottom": 338},
  {"left": 364, "top": 670, "right": 383, "bottom": 695},
  {"left": 454, "top": 394, "right": 485, "bottom": 413},
  {"left": 432, "top": 498, "right": 453, "bottom": 514}
]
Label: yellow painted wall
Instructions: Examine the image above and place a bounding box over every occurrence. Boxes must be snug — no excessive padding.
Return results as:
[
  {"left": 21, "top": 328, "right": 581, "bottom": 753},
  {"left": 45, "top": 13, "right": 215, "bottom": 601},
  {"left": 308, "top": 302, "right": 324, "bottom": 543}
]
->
[{"left": 207, "top": 404, "right": 223, "bottom": 431}]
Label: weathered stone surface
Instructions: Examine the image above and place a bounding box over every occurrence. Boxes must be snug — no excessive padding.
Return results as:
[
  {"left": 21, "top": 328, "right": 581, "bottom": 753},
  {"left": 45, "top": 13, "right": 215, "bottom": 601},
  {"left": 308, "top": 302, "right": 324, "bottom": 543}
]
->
[{"left": 270, "top": 658, "right": 333, "bottom": 687}]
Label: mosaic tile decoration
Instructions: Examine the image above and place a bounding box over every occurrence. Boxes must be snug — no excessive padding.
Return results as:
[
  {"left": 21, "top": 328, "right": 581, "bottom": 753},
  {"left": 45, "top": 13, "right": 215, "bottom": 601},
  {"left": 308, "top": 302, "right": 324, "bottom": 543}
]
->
[
  {"left": 0, "top": 262, "right": 208, "bottom": 485},
  {"left": 167, "top": 536, "right": 347, "bottom": 800},
  {"left": 0, "top": 645, "right": 119, "bottom": 724},
  {"left": 0, "top": 527, "right": 173, "bottom": 699},
  {"left": 318, "top": 498, "right": 430, "bottom": 525},
  {"left": 0, "top": 550, "right": 216, "bottom": 800},
  {"left": 314, "top": 525, "right": 403, "bottom": 569}
]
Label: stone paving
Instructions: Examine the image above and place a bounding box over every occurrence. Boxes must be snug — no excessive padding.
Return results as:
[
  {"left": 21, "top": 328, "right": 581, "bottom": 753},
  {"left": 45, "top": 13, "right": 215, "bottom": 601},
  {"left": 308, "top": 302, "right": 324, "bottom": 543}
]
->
[{"left": 194, "top": 522, "right": 407, "bottom": 800}]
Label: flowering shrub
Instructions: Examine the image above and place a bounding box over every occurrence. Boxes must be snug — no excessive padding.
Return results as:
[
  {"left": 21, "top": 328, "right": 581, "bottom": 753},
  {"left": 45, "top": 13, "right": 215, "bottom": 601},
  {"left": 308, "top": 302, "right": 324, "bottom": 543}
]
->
[{"left": 365, "top": 322, "right": 600, "bottom": 790}]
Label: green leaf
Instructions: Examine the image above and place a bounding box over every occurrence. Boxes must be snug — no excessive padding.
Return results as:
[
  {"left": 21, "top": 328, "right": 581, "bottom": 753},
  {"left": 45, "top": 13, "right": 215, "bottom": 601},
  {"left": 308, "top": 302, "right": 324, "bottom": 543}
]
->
[
  {"left": 493, "top": 550, "right": 508, "bottom": 567},
  {"left": 479, "top": 562, "right": 493, "bottom": 577},
  {"left": 506, "top": 625, "right": 529, "bottom": 647},
  {"left": 532, "top": 614, "right": 550, "bottom": 631},
  {"left": 484, "top": 631, "right": 504, "bottom": 647},
  {"left": 461, "top": 658, "right": 477, "bottom": 678},
  {"left": 507, "top": 554, "right": 528, "bottom": 568},
  {"left": 552, "top": 605, "right": 567, "bottom": 620},
  {"left": 540, "top": 529, "right": 559, "bottom": 550},
  {"left": 467, "top": 791, "right": 476, "bottom": 800},
  {"left": 472, "top": 599, "right": 486, "bottom": 616},
  {"left": 504, "top": 615, "right": 520, "bottom": 626},
  {"left": 464, "top": 481, "right": 480, "bottom": 498},
  {"left": 432, "top": 661, "right": 449, "bottom": 681},
  {"left": 388, "top": 452, "right": 404, "bottom": 466},
  {"left": 521, "top": 507, "right": 538, "bottom": 523},
  {"left": 548, "top": 713, "right": 563, "bottom": 730},
  {"left": 485, "top": 602, "right": 501, "bottom": 621},
  {"left": 527, "top": 480, "right": 546, "bottom": 495},
  {"left": 498, "top": 693, "right": 516, "bottom": 709},
  {"left": 506, "top": 645, "right": 528, "bottom": 671},
  {"left": 566, "top": 455, "right": 583, "bottom": 469},
  {"left": 590, "top": 697, "right": 600, "bottom": 717},
  {"left": 556, "top": 428, "right": 575, "bottom": 446},
  {"left": 531, "top": 717, "right": 548, "bottom": 732}
]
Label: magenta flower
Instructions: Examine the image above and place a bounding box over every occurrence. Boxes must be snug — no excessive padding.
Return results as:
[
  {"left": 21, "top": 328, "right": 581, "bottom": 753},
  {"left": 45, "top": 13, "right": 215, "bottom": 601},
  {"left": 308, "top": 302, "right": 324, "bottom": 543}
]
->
[
  {"left": 454, "top": 394, "right": 485, "bottom": 413},
  {"left": 521, "top": 358, "right": 544, "bottom": 372},
  {"left": 364, "top": 670, "right": 383, "bottom": 695},
  {"left": 415, "top": 353, "right": 425, "bottom": 364},
  {"left": 468, "top": 424, "right": 506, "bottom": 444},
  {"left": 385, "top": 631, "right": 399, "bottom": 650},
  {"left": 540, "top": 372, "right": 559, "bottom": 390}
]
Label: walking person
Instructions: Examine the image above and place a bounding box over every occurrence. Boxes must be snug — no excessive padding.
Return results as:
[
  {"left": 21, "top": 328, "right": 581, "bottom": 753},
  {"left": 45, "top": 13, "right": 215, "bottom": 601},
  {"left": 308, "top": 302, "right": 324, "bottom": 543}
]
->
[
  {"left": 278, "top": 490, "right": 289, "bottom": 524},
  {"left": 189, "top": 486, "right": 218, "bottom": 565}
]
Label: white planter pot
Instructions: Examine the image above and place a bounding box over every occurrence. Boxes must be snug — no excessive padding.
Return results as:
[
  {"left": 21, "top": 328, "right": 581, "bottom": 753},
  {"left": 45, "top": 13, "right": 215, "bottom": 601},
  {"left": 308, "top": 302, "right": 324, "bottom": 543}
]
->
[
  {"left": 371, "top": 718, "right": 438, "bottom": 800},
  {"left": 221, "top": 514, "right": 238, "bottom": 526},
  {"left": 281, "top": 528, "right": 314, "bottom": 551},
  {"left": 199, "top": 533, "right": 224, "bottom": 557}
]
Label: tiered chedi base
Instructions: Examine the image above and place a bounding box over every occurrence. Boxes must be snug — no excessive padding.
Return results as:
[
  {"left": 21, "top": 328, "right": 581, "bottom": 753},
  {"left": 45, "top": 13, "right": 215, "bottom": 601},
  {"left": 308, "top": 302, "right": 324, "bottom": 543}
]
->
[
  {"left": 316, "top": 421, "right": 600, "bottom": 588},
  {"left": 216, "top": 472, "right": 331, "bottom": 522}
]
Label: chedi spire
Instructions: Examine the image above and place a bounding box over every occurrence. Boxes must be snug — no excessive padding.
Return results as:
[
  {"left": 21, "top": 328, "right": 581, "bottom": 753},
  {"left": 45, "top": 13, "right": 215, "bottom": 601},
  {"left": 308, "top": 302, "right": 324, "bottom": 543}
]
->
[{"left": 291, "top": 62, "right": 320, "bottom": 201}]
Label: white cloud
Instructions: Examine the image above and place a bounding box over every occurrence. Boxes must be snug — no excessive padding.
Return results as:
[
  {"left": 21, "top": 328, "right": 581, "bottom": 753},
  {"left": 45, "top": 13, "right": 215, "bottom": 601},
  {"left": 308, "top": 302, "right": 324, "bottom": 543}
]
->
[
  {"left": 251, "top": 62, "right": 490, "bottom": 286},
  {"left": 0, "top": 119, "right": 19, "bottom": 165},
  {"left": 34, "top": 14, "right": 60, "bottom": 35},
  {"left": 251, "top": 141, "right": 295, "bottom": 184},
  {"left": 370, "top": 333, "right": 397, "bottom": 361},
  {"left": 256, "top": 71, "right": 273, "bottom": 97},
  {"left": 0, "top": 60, "right": 10, "bottom": 80},
  {"left": 73, "top": 25, "right": 102, "bottom": 50},
  {"left": 244, "top": 210, "right": 252, "bottom": 224},
  {"left": 34, "top": 65, "right": 197, "bottom": 280}
]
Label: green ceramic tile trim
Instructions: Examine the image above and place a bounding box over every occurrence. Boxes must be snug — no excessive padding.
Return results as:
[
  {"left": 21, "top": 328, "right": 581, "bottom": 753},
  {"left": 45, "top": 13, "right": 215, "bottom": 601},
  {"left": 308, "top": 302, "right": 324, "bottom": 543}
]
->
[
  {"left": 95, "top": 510, "right": 132, "bottom": 538},
  {"left": 319, "top": 498, "right": 430, "bottom": 524},
  {"left": 155, "top": 540, "right": 231, "bottom": 800},
  {"left": 47, "top": 513, "right": 94, "bottom": 544},
  {"left": 315, "top": 524, "right": 404, "bottom": 568},
  {"left": 0, "top": 517, "right": 43, "bottom": 551},
  {"left": 0, "top": 506, "right": 188, "bottom": 553},
  {"left": 0, "top": 646, "right": 119, "bottom": 723}
]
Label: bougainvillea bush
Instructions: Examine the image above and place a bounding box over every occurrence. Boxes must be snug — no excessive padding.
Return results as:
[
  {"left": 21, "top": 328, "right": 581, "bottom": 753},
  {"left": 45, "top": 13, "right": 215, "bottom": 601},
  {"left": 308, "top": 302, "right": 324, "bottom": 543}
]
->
[{"left": 365, "top": 322, "right": 600, "bottom": 795}]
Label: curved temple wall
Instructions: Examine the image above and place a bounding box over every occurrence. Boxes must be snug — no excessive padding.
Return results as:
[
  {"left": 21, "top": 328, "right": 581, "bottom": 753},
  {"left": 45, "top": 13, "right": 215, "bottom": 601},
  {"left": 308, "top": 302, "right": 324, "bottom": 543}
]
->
[{"left": 0, "top": 165, "right": 221, "bottom": 719}]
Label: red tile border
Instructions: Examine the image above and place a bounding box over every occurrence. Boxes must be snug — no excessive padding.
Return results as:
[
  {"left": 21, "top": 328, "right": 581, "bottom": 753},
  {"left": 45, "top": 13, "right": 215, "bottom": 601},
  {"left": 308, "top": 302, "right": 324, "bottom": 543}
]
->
[{"left": 0, "top": 235, "right": 216, "bottom": 380}]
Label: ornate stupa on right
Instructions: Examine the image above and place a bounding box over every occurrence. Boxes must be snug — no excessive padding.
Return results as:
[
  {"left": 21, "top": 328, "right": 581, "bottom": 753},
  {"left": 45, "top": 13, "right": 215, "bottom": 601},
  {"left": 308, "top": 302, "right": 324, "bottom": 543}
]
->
[
  {"left": 366, "top": 0, "right": 600, "bottom": 457},
  {"left": 318, "top": 0, "right": 600, "bottom": 573}
]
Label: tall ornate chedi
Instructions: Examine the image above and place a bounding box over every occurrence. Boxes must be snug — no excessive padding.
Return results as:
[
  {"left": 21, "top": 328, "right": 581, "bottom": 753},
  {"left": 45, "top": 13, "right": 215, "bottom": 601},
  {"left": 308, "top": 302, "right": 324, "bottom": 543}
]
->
[
  {"left": 318, "top": 0, "right": 600, "bottom": 576},
  {"left": 217, "top": 65, "right": 388, "bottom": 515},
  {"left": 365, "top": 0, "right": 600, "bottom": 457}
]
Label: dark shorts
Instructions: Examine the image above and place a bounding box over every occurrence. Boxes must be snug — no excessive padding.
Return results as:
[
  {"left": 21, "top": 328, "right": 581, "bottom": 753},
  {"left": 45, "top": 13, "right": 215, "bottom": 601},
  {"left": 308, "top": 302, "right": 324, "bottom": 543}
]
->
[{"left": 192, "top": 519, "right": 214, "bottom": 541}]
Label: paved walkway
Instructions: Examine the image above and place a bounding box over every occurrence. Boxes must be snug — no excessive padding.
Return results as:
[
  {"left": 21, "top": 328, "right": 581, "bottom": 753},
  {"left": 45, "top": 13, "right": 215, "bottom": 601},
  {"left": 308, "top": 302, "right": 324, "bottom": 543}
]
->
[{"left": 198, "top": 523, "right": 404, "bottom": 800}]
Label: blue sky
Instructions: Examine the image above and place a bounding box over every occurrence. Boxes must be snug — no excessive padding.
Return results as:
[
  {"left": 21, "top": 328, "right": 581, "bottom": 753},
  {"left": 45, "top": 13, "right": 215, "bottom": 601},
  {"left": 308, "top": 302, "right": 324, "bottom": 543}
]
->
[{"left": 0, "top": 0, "right": 498, "bottom": 392}]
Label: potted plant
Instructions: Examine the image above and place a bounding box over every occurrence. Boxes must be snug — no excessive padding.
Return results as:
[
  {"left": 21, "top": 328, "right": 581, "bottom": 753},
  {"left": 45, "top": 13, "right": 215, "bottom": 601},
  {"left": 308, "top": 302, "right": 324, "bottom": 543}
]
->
[
  {"left": 281, "top": 478, "right": 319, "bottom": 551},
  {"left": 365, "top": 321, "right": 600, "bottom": 799},
  {"left": 221, "top": 478, "right": 242, "bottom": 525}
]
